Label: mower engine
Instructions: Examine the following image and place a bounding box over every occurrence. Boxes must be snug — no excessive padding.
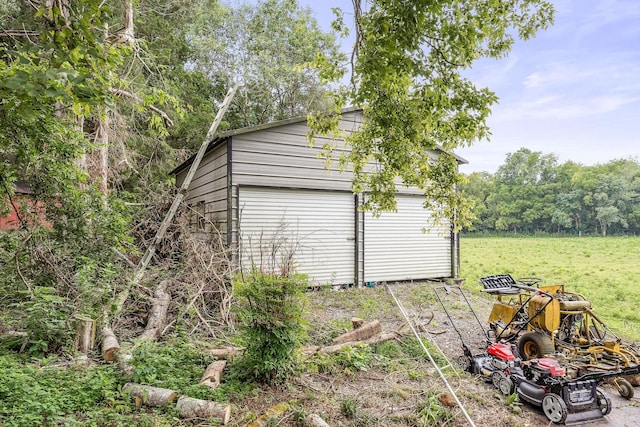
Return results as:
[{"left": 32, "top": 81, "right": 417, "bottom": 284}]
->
[
  {"left": 524, "top": 357, "right": 565, "bottom": 383},
  {"left": 468, "top": 343, "right": 519, "bottom": 395}
]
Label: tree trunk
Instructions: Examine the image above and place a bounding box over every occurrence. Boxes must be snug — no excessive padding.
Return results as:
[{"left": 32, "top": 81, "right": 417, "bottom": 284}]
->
[
  {"left": 73, "top": 315, "right": 95, "bottom": 355},
  {"left": 122, "top": 383, "right": 177, "bottom": 407},
  {"left": 93, "top": 113, "right": 110, "bottom": 196},
  {"left": 332, "top": 320, "right": 381, "bottom": 344},
  {"left": 176, "top": 396, "right": 231, "bottom": 424},
  {"left": 139, "top": 279, "right": 171, "bottom": 340}
]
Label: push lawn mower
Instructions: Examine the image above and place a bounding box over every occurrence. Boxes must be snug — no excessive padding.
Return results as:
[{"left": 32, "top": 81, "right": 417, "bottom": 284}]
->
[
  {"left": 434, "top": 285, "right": 615, "bottom": 425},
  {"left": 481, "top": 274, "right": 640, "bottom": 399}
]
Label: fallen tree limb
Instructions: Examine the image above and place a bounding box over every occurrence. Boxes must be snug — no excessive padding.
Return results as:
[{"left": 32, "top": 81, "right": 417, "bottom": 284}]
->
[
  {"left": 332, "top": 320, "right": 381, "bottom": 345},
  {"left": 303, "top": 330, "right": 403, "bottom": 356},
  {"left": 122, "top": 383, "right": 177, "bottom": 407},
  {"left": 109, "top": 84, "right": 238, "bottom": 327},
  {"left": 139, "top": 279, "right": 171, "bottom": 341},
  {"left": 199, "top": 360, "right": 226, "bottom": 390},
  {"left": 176, "top": 396, "right": 231, "bottom": 424}
]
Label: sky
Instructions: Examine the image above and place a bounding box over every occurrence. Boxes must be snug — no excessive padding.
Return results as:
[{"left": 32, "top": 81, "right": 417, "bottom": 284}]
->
[{"left": 298, "top": 0, "right": 640, "bottom": 174}]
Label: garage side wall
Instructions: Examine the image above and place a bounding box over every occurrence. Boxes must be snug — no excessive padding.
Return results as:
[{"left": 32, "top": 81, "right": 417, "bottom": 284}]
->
[{"left": 175, "top": 140, "right": 229, "bottom": 238}]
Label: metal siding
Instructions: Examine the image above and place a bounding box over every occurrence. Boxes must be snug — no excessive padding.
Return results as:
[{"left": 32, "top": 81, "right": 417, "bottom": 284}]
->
[
  {"left": 239, "top": 187, "right": 355, "bottom": 285},
  {"left": 231, "top": 117, "right": 358, "bottom": 192},
  {"left": 176, "top": 141, "right": 230, "bottom": 241},
  {"left": 364, "top": 195, "right": 452, "bottom": 282}
]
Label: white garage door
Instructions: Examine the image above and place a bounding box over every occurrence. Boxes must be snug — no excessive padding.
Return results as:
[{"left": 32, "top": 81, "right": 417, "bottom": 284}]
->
[
  {"left": 239, "top": 187, "right": 355, "bottom": 285},
  {"left": 364, "top": 195, "right": 452, "bottom": 282}
]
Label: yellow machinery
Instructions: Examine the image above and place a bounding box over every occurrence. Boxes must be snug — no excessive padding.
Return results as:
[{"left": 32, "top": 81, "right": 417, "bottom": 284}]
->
[{"left": 482, "top": 274, "right": 640, "bottom": 399}]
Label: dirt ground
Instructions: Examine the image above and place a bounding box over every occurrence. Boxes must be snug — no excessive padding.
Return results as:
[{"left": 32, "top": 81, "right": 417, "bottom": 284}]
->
[{"left": 228, "top": 281, "right": 640, "bottom": 426}]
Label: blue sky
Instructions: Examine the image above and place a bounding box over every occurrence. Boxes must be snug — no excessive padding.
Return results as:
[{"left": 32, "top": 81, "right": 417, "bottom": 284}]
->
[{"left": 299, "top": 0, "right": 640, "bottom": 174}]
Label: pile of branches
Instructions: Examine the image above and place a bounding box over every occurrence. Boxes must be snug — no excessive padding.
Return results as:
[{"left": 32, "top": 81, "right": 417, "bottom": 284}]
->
[{"left": 117, "top": 193, "right": 235, "bottom": 342}]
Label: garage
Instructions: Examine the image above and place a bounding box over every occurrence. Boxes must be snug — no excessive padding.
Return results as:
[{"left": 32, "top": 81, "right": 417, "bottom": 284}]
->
[
  {"left": 364, "top": 195, "right": 452, "bottom": 282},
  {"left": 238, "top": 187, "right": 355, "bottom": 285},
  {"left": 173, "top": 110, "right": 462, "bottom": 286}
]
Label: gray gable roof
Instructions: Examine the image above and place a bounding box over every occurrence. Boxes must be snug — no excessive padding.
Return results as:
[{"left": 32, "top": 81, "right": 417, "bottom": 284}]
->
[{"left": 170, "top": 107, "right": 468, "bottom": 176}]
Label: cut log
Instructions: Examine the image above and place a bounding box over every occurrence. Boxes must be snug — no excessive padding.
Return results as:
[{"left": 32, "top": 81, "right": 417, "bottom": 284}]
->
[
  {"left": 199, "top": 360, "right": 226, "bottom": 390},
  {"left": 73, "top": 316, "right": 95, "bottom": 354},
  {"left": 118, "top": 351, "right": 134, "bottom": 376},
  {"left": 332, "top": 320, "right": 381, "bottom": 345},
  {"left": 139, "top": 280, "right": 171, "bottom": 341},
  {"left": 351, "top": 317, "right": 364, "bottom": 329},
  {"left": 208, "top": 346, "right": 243, "bottom": 359},
  {"left": 305, "top": 413, "right": 330, "bottom": 427},
  {"left": 176, "top": 396, "right": 231, "bottom": 424},
  {"left": 122, "top": 383, "right": 177, "bottom": 407},
  {"left": 101, "top": 327, "right": 120, "bottom": 362}
]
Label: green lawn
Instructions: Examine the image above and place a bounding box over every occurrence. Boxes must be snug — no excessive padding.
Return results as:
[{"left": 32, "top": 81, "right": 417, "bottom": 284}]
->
[{"left": 459, "top": 236, "right": 640, "bottom": 341}]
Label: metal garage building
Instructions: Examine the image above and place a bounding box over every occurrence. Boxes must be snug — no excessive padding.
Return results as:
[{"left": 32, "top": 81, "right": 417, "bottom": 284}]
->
[{"left": 171, "top": 109, "right": 465, "bottom": 286}]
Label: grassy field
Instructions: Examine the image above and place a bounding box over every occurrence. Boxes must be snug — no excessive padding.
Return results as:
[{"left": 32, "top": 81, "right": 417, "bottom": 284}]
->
[{"left": 459, "top": 236, "right": 640, "bottom": 341}]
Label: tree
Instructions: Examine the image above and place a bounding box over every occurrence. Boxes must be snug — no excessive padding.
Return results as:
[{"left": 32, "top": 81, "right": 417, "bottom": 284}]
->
[
  {"left": 459, "top": 171, "right": 494, "bottom": 232},
  {"left": 311, "top": 0, "right": 554, "bottom": 227},
  {"left": 189, "top": 0, "right": 343, "bottom": 130},
  {"left": 490, "top": 148, "right": 559, "bottom": 233},
  {"left": 595, "top": 205, "right": 626, "bottom": 237}
]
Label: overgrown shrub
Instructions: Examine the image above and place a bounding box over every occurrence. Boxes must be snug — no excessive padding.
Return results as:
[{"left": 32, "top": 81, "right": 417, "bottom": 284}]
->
[{"left": 233, "top": 271, "right": 308, "bottom": 384}]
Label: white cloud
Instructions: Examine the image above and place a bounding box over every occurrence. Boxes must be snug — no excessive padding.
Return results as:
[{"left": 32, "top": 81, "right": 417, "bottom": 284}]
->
[{"left": 497, "top": 94, "right": 639, "bottom": 121}]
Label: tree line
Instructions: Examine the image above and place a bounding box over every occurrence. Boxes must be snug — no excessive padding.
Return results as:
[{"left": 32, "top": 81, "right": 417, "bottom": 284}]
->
[{"left": 460, "top": 148, "right": 640, "bottom": 236}]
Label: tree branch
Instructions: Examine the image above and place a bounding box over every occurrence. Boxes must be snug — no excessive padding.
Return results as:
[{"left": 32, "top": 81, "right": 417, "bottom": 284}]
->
[
  {"left": 110, "top": 88, "right": 174, "bottom": 127},
  {"left": 0, "top": 30, "right": 39, "bottom": 37}
]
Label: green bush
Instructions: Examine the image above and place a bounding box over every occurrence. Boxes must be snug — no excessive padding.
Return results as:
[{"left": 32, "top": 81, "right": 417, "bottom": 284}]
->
[
  {"left": 129, "top": 334, "right": 215, "bottom": 400},
  {"left": 0, "top": 355, "right": 124, "bottom": 427},
  {"left": 233, "top": 271, "right": 308, "bottom": 384}
]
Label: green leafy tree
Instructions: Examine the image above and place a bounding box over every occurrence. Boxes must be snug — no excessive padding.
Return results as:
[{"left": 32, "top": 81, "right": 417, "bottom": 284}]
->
[
  {"left": 459, "top": 171, "right": 494, "bottom": 232},
  {"left": 0, "top": 0, "right": 136, "bottom": 352},
  {"left": 491, "top": 148, "right": 559, "bottom": 233},
  {"left": 190, "top": 0, "right": 342, "bottom": 129},
  {"left": 311, "top": 0, "right": 554, "bottom": 227}
]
